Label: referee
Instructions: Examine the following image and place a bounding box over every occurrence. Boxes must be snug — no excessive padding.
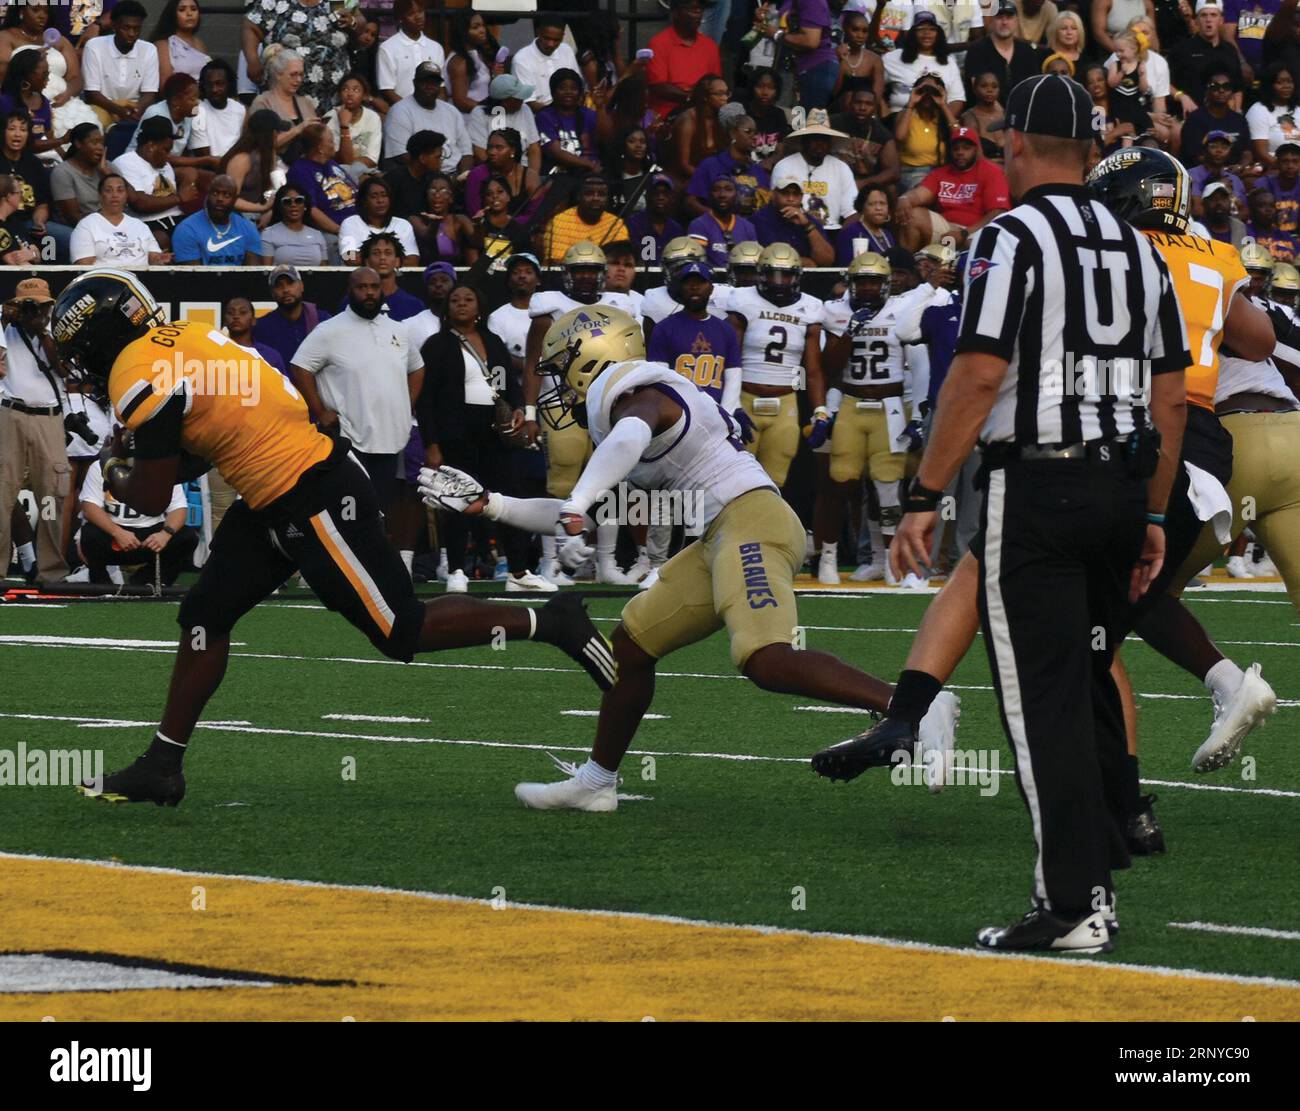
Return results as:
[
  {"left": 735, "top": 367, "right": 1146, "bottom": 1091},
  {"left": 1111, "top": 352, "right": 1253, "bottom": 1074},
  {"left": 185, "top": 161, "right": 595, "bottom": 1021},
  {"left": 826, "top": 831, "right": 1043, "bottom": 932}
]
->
[{"left": 893, "top": 76, "right": 1192, "bottom": 953}]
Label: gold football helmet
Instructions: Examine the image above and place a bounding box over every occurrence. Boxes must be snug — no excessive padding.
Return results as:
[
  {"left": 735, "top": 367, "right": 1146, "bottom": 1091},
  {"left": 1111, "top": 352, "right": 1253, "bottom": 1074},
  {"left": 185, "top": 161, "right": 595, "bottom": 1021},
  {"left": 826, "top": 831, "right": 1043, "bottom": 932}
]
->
[
  {"left": 727, "top": 240, "right": 763, "bottom": 287},
  {"left": 846, "top": 251, "right": 891, "bottom": 311},
  {"left": 758, "top": 242, "right": 802, "bottom": 306},
  {"left": 1271, "top": 261, "right": 1299, "bottom": 310},
  {"left": 662, "top": 235, "right": 708, "bottom": 276},
  {"left": 560, "top": 240, "right": 607, "bottom": 298},
  {"left": 916, "top": 242, "right": 959, "bottom": 268},
  {"left": 537, "top": 306, "right": 646, "bottom": 429},
  {"left": 1241, "top": 240, "right": 1276, "bottom": 298}
]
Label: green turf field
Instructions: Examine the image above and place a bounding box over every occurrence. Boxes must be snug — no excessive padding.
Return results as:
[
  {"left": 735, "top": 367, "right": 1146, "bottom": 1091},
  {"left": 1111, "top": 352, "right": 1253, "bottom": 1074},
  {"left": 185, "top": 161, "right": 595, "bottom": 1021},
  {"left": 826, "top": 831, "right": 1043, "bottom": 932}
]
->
[{"left": 1, "top": 585, "right": 1297, "bottom": 984}]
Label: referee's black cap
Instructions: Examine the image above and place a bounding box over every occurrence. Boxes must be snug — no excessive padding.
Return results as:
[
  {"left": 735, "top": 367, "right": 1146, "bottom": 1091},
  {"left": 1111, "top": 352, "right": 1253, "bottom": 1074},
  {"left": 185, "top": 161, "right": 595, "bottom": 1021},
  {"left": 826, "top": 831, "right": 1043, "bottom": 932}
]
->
[{"left": 991, "top": 74, "right": 1098, "bottom": 140}]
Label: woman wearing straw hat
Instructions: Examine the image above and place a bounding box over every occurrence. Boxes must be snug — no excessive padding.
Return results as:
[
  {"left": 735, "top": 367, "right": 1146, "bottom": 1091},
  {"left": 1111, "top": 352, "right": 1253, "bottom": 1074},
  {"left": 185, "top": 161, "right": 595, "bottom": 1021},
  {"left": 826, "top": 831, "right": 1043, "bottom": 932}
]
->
[{"left": 772, "top": 108, "right": 857, "bottom": 230}]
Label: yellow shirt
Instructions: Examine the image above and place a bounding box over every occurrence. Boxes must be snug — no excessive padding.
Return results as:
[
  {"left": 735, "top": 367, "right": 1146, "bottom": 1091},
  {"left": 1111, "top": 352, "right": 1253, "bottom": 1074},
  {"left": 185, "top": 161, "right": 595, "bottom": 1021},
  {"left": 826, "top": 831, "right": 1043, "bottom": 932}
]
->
[
  {"left": 898, "top": 111, "right": 944, "bottom": 169},
  {"left": 542, "top": 207, "right": 630, "bottom": 265},
  {"left": 1144, "top": 231, "right": 1249, "bottom": 412},
  {"left": 110, "top": 321, "right": 333, "bottom": 510}
]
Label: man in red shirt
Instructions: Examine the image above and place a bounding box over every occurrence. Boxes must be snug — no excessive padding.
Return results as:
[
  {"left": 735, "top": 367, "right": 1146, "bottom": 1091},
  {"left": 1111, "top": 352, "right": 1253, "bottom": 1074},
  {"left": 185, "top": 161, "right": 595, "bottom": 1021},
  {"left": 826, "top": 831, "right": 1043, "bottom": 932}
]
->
[
  {"left": 894, "top": 126, "right": 1010, "bottom": 251},
  {"left": 646, "top": 0, "right": 722, "bottom": 118}
]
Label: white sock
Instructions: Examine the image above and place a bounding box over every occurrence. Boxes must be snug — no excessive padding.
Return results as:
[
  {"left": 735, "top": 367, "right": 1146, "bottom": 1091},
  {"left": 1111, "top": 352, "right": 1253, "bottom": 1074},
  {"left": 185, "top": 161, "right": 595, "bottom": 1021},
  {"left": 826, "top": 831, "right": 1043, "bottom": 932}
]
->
[
  {"left": 596, "top": 520, "right": 618, "bottom": 562},
  {"left": 637, "top": 544, "right": 649, "bottom": 561},
  {"left": 525, "top": 608, "right": 537, "bottom": 639},
  {"left": 576, "top": 758, "right": 617, "bottom": 790},
  {"left": 821, "top": 540, "right": 837, "bottom": 559},
  {"left": 540, "top": 534, "right": 556, "bottom": 562},
  {"left": 436, "top": 548, "right": 448, "bottom": 572},
  {"left": 399, "top": 550, "right": 414, "bottom": 576},
  {"left": 1204, "top": 658, "right": 1244, "bottom": 701},
  {"left": 16, "top": 541, "right": 35, "bottom": 571}
]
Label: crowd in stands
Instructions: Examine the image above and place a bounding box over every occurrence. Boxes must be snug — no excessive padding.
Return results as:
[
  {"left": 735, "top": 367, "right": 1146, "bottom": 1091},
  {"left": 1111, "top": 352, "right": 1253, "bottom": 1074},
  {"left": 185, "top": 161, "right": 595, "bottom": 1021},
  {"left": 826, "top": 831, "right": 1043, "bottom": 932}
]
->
[{"left": 3, "top": 0, "right": 1299, "bottom": 586}]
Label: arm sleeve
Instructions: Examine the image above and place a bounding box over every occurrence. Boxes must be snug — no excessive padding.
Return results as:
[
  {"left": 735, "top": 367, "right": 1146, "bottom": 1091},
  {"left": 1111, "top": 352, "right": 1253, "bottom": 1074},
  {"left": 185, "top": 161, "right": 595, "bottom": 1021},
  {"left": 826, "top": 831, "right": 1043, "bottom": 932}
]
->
[
  {"left": 484, "top": 492, "right": 587, "bottom": 533},
  {"left": 907, "top": 343, "right": 930, "bottom": 411},
  {"left": 564, "top": 416, "right": 655, "bottom": 515},
  {"left": 956, "top": 219, "right": 1030, "bottom": 360},
  {"left": 130, "top": 388, "right": 185, "bottom": 459}
]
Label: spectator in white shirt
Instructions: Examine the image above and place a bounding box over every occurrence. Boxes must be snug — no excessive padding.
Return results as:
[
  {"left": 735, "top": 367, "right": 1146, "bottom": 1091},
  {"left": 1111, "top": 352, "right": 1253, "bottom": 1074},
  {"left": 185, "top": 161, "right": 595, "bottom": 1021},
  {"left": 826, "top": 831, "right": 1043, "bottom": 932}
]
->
[
  {"left": 81, "top": 0, "right": 160, "bottom": 130},
  {"left": 882, "top": 13, "right": 966, "bottom": 114},
  {"left": 772, "top": 111, "right": 859, "bottom": 230},
  {"left": 79, "top": 457, "right": 197, "bottom": 587},
  {"left": 511, "top": 15, "right": 581, "bottom": 111},
  {"left": 377, "top": 0, "right": 448, "bottom": 106},
  {"left": 189, "top": 59, "right": 245, "bottom": 163},
  {"left": 71, "top": 173, "right": 171, "bottom": 266},
  {"left": 468, "top": 74, "right": 543, "bottom": 171},
  {"left": 327, "top": 73, "right": 384, "bottom": 180},
  {"left": 382, "top": 61, "right": 472, "bottom": 170},
  {"left": 289, "top": 267, "right": 424, "bottom": 520},
  {"left": 338, "top": 176, "right": 420, "bottom": 264},
  {"left": 111, "top": 115, "right": 189, "bottom": 249}
]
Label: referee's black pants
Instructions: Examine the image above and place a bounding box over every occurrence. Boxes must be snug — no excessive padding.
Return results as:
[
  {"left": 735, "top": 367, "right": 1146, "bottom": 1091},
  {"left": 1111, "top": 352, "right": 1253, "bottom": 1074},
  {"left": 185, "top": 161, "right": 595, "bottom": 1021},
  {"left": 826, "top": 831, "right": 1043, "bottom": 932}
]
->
[{"left": 972, "top": 455, "right": 1147, "bottom": 916}]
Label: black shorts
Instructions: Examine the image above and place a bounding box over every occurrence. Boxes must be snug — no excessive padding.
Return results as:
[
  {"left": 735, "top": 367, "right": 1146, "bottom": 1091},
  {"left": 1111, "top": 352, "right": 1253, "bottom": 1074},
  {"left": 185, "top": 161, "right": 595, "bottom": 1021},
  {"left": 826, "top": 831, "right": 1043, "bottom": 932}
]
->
[
  {"left": 1125, "top": 405, "right": 1233, "bottom": 627},
  {"left": 177, "top": 451, "right": 425, "bottom": 661}
]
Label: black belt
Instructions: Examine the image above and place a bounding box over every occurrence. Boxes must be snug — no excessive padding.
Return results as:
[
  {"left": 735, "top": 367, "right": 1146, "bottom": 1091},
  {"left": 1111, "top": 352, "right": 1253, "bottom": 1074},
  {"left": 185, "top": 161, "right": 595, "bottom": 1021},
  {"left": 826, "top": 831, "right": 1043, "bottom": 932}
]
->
[
  {"left": 981, "top": 435, "right": 1135, "bottom": 465},
  {"left": 1216, "top": 403, "right": 1300, "bottom": 417},
  {"left": 0, "top": 397, "right": 60, "bottom": 417}
]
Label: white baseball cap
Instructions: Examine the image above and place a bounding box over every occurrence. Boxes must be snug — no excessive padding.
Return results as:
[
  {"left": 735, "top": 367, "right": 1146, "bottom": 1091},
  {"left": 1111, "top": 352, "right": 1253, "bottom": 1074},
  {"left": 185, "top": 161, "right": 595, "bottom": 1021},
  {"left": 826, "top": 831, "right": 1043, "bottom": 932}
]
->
[{"left": 1195, "top": 1, "right": 1223, "bottom": 12}]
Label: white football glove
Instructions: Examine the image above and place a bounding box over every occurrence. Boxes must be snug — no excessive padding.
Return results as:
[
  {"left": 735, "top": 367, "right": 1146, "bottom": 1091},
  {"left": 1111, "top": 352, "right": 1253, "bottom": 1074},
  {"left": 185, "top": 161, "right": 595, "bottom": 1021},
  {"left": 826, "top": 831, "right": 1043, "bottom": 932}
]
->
[
  {"left": 418, "top": 465, "right": 487, "bottom": 513},
  {"left": 558, "top": 532, "right": 595, "bottom": 570}
]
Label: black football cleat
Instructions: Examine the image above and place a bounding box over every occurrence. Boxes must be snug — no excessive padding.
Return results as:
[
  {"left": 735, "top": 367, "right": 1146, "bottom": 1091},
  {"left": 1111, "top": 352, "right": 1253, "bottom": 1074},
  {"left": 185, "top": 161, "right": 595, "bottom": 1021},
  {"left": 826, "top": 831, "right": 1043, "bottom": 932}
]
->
[
  {"left": 811, "top": 715, "right": 912, "bottom": 782},
  {"left": 977, "top": 905, "right": 1114, "bottom": 954},
  {"left": 536, "top": 593, "right": 617, "bottom": 692},
  {"left": 77, "top": 754, "right": 185, "bottom": 807},
  {"left": 1126, "top": 793, "right": 1166, "bottom": 855}
]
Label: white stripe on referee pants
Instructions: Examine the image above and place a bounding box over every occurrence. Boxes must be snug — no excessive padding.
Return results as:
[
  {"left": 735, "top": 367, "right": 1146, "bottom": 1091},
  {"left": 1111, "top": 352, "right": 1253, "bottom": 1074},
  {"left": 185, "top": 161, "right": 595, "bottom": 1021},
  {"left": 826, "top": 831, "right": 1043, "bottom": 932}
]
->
[{"left": 982, "top": 469, "right": 1049, "bottom": 909}]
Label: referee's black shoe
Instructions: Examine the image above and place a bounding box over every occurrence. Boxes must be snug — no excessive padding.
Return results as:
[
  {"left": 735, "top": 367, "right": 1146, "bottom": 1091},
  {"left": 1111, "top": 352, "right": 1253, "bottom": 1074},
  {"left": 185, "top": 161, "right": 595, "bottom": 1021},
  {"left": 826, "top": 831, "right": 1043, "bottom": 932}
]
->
[
  {"left": 77, "top": 753, "right": 185, "bottom": 807},
  {"left": 977, "top": 906, "right": 1114, "bottom": 954},
  {"left": 811, "top": 714, "right": 905, "bottom": 782},
  {"left": 1126, "top": 793, "right": 1166, "bottom": 855}
]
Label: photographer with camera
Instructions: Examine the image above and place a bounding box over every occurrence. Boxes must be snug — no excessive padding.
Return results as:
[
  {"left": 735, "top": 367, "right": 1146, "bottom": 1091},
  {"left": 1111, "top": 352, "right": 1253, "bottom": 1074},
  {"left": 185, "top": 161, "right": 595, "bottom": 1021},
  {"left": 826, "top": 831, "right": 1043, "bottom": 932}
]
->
[
  {"left": 894, "top": 72, "right": 961, "bottom": 192},
  {"left": 0, "top": 278, "right": 71, "bottom": 583}
]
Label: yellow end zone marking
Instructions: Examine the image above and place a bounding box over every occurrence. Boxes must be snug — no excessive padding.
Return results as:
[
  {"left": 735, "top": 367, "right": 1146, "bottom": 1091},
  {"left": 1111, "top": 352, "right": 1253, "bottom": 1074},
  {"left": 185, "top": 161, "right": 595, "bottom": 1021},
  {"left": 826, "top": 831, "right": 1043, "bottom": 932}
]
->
[{"left": 3, "top": 855, "right": 1299, "bottom": 1021}]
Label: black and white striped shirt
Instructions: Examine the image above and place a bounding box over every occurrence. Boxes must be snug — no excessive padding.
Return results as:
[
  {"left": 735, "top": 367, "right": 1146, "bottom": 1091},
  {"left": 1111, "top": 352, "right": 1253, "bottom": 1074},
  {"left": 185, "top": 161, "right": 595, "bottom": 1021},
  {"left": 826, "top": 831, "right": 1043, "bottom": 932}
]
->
[{"left": 957, "top": 183, "right": 1191, "bottom": 446}]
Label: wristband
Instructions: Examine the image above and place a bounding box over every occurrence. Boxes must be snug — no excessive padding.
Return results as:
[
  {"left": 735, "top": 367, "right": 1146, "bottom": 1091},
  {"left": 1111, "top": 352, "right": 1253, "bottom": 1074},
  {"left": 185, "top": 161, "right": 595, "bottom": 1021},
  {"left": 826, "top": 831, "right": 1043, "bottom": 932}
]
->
[
  {"left": 903, "top": 477, "right": 943, "bottom": 513},
  {"left": 812, "top": 405, "right": 830, "bottom": 422},
  {"left": 524, "top": 405, "right": 537, "bottom": 422},
  {"left": 161, "top": 524, "right": 177, "bottom": 536},
  {"left": 1146, "top": 512, "right": 1166, "bottom": 525}
]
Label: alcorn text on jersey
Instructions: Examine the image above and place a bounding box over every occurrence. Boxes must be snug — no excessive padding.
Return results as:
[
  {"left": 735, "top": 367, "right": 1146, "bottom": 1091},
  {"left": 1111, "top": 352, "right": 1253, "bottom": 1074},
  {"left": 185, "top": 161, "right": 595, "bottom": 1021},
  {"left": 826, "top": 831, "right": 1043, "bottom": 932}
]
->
[{"left": 729, "top": 286, "right": 824, "bottom": 387}]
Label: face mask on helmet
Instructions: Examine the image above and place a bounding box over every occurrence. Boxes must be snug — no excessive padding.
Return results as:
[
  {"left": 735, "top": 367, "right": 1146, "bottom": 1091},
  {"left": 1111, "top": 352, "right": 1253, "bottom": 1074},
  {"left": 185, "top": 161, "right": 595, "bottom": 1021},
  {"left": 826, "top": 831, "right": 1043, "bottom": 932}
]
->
[
  {"left": 537, "top": 343, "right": 585, "bottom": 430},
  {"left": 562, "top": 264, "right": 606, "bottom": 300},
  {"left": 729, "top": 264, "right": 759, "bottom": 287},
  {"left": 850, "top": 275, "right": 888, "bottom": 311},
  {"left": 759, "top": 266, "right": 800, "bottom": 306}
]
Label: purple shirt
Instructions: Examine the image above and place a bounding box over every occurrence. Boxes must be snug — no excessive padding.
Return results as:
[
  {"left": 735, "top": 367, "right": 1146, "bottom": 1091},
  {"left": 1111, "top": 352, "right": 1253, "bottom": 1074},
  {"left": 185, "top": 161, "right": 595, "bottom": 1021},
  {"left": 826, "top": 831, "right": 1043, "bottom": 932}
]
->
[
  {"left": 686, "top": 150, "right": 773, "bottom": 202},
  {"left": 1245, "top": 223, "right": 1299, "bottom": 261},
  {"left": 252, "top": 340, "right": 288, "bottom": 379},
  {"left": 1191, "top": 166, "right": 1248, "bottom": 209},
  {"left": 253, "top": 303, "right": 333, "bottom": 370},
  {"left": 750, "top": 204, "right": 825, "bottom": 259},
  {"left": 779, "top": 0, "right": 837, "bottom": 74},
  {"left": 646, "top": 311, "right": 742, "bottom": 401},
  {"left": 687, "top": 212, "right": 759, "bottom": 267},
  {"left": 1224, "top": 0, "right": 1280, "bottom": 68},
  {"left": 1263, "top": 173, "right": 1300, "bottom": 233},
  {"left": 287, "top": 157, "right": 358, "bottom": 224},
  {"left": 625, "top": 211, "right": 685, "bottom": 262},
  {"left": 834, "top": 219, "right": 897, "bottom": 267},
  {"left": 0, "top": 93, "right": 53, "bottom": 151},
  {"left": 535, "top": 105, "right": 597, "bottom": 172}
]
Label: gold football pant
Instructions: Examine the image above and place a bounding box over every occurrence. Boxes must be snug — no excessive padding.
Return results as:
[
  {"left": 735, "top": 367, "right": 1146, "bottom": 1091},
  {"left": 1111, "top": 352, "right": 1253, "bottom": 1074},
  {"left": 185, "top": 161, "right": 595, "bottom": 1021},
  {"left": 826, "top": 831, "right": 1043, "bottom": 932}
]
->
[
  {"left": 543, "top": 415, "right": 593, "bottom": 500},
  {"left": 621, "top": 487, "right": 805, "bottom": 668},
  {"left": 740, "top": 390, "right": 800, "bottom": 488},
  {"left": 1176, "top": 409, "right": 1300, "bottom": 609},
  {"left": 828, "top": 399, "right": 909, "bottom": 484}
]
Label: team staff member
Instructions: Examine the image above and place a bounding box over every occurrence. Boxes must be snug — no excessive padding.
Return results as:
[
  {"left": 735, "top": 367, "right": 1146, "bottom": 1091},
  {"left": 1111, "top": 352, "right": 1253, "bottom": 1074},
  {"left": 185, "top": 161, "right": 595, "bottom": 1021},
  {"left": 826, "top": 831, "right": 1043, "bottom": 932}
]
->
[
  {"left": 646, "top": 259, "right": 743, "bottom": 406},
  {"left": 54, "top": 269, "right": 617, "bottom": 807},
  {"left": 817, "top": 76, "right": 1193, "bottom": 953}
]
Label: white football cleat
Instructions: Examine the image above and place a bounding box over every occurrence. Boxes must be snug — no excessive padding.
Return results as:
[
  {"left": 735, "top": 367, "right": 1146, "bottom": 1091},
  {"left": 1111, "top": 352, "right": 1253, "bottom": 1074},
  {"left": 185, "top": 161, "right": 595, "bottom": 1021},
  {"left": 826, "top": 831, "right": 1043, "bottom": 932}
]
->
[
  {"left": 1251, "top": 551, "right": 1279, "bottom": 577},
  {"left": 917, "top": 691, "right": 960, "bottom": 793},
  {"left": 596, "top": 559, "right": 632, "bottom": 585},
  {"left": 538, "top": 559, "right": 574, "bottom": 587},
  {"left": 1226, "top": 555, "right": 1254, "bottom": 579},
  {"left": 1192, "top": 662, "right": 1277, "bottom": 773},
  {"left": 638, "top": 567, "right": 660, "bottom": 591},
  {"left": 898, "top": 572, "right": 929, "bottom": 590},
  {"left": 817, "top": 550, "right": 840, "bottom": 585},
  {"left": 625, "top": 554, "right": 653, "bottom": 584},
  {"left": 445, "top": 569, "right": 469, "bottom": 593},
  {"left": 849, "top": 561, "right": 885, "bottom": 582},
  {"left": 515, "top": 754, "right": 617, "bottom": 812},
  {"left": 506, "top": 570, "right": 558, "bottom": 592}
]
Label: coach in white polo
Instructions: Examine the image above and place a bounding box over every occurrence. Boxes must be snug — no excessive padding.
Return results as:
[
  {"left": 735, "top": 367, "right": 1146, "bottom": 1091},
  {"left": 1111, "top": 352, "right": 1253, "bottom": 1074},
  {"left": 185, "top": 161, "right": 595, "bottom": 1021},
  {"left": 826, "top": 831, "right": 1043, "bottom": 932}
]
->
[{"left": 289, "top": 268, "right": 423, "bottom": 519}]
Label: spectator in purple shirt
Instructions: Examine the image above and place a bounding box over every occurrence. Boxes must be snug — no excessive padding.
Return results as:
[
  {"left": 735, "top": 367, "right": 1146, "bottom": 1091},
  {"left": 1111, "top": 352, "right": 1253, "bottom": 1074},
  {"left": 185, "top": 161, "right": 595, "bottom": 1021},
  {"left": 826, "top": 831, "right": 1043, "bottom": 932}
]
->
[
  {"left": 1245, "top": 185, "right": 1300, "bottom": 259},
  {"left": 1225, "top": 0, "right": 1281, "bottom": 70},
  {"left": 287, "top": 123, "right": 359, "bottom": 243},
  {"left": 536, "top": 68, "right": 598, "bottom": 176},
  {"left": 684, "top": 114, "right": 772, "bottom": 218},
  {"left": 1190, "top": 131, "right": 1250, "bottom": 208},
  {"left": 647, "top": 261, "right": 742, "bottom": 403},
  {"left": 224, "top": 296, "right": 288, "bottom": 378},
  {"left": 1264, "top": 139, "right": 1300, "bottom": 232},
  {"left": 252, "top": 264, "right": 332, "bottom": 371},
  {"left": 687, "top": 176, "right": 758, "bottom": 267},
  {"left": 625, "top": 174, "right": 685, "bottom": 263},
  {"left": 753, "top": 0, "right": 840, "bottom": 109},
  {"left": 749, "top": 175, "right": 834, "bottom": 266}
]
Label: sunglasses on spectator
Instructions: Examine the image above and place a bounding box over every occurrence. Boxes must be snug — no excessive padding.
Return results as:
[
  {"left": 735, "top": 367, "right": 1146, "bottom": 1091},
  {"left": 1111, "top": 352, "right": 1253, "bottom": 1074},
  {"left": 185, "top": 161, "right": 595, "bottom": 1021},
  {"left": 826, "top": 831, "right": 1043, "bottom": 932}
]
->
[
  {"left": 1206, "top": 81, "right": 1233, "bottom": 90},
  {"left": 281, "top": 196, "right": 307, "bottom": 205}
]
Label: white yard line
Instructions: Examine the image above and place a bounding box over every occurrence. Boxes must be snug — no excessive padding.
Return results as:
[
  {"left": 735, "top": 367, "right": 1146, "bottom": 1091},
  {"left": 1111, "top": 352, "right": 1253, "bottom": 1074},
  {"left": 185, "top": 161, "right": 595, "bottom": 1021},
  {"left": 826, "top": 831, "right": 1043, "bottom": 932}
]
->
[
  {"left": 1, "top": 849, "right": 1296, "bottom": 992},
  {"left": 1170, "top": 922, "right": 1300, "bottom": 943},
  {"left": 322, "top": 713, "right": 432, "bottom": 724}
]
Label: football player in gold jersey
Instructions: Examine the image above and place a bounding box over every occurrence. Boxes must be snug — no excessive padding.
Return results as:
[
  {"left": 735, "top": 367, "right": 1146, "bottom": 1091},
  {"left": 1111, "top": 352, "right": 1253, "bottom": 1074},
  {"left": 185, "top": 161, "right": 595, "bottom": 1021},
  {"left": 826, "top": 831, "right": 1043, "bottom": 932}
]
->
[{"left": 53, "top": 269, "right": 615, "bottom": 807}]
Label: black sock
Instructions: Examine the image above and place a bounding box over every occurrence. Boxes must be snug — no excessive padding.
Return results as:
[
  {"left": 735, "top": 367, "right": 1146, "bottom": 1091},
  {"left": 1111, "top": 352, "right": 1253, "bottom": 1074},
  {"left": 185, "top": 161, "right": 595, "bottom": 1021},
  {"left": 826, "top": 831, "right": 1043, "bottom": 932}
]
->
[
  {"left": 145, "top": 732, "right": 186, "bottom": 773},
  {"left": 887, "top": 669, "right": 942, "bottom": 726},
  {"left": 1124, "top": 754, "right": 1142, "bottom": 817}
]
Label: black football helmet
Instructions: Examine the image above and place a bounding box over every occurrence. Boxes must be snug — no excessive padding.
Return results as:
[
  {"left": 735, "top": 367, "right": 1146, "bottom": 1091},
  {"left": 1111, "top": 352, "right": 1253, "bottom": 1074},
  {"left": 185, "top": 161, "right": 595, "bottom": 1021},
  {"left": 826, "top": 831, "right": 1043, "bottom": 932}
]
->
[
  {"left": 1085, "top": 147, "right": 1192, "bottom": 234},
  {"left": 53, "top": 269, "right": 165, "bottom": 383}
]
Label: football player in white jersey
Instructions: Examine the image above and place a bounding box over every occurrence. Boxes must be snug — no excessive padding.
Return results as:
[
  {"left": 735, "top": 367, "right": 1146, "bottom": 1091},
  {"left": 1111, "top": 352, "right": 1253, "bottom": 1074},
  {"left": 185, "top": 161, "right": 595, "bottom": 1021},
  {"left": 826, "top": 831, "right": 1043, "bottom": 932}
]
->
[
  {"left": 518, "top": 240, "right": 639, "bottom": 584},
  {"left": 727, "top": 243, "right": 831, "bottom": 488},
  {"left": 420, "top": 306, "right": 960, "bottom": 811},
  {"left": 641, "top": 236, "right": 732, "bottom": 343},
  {"left": 1270, "top": 262, "right": 1300, "bottom": 316}
]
